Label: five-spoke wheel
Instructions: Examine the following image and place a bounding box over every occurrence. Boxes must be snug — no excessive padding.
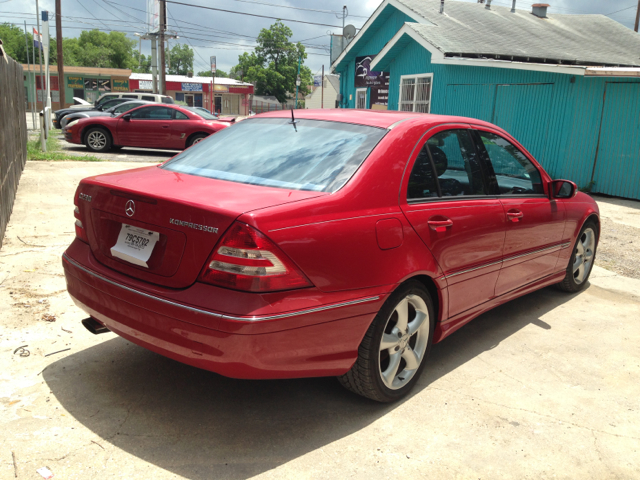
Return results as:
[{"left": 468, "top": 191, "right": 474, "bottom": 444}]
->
[
  {"left": 338, "top": 281, "right": 435, "bottom": 402},
  {"left": 557, "top": 219, "right": 599, "bottom": 292}
]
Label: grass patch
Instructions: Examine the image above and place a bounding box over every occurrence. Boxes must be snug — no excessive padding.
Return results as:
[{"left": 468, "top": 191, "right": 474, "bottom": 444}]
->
[{"left": 27, "top": 133, "right": 103, "bottom": 161}]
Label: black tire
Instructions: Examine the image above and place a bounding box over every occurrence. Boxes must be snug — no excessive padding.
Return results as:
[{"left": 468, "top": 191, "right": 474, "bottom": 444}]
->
[
  {"left": 84, "top": 127, "right": 112, "bottom": 152},
  {"left": 338, "top": 280, "right": 435, "bottom": 402},
  {"left": 555, "top": 219, "right": 599, "bottom": 293},
  {"left": 187, "top": 133, "right": 208, "bottom": 147},
  {"left": 111, "top": 145, "right": 123, "bottom": 151}
]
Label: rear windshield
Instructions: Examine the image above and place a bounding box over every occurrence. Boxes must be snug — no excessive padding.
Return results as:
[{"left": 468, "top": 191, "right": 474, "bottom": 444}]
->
[
  {"left": 187, "top": 107, "right": 217, "bottom": 119},
  {"left": 161, "top": 118, "right": 386, "bottom": 192}
]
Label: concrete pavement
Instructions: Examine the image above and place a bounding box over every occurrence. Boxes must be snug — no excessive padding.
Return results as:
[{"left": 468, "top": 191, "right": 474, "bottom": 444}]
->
[{"left": 1, "top": 161, "right": 639, "bottom": 479}]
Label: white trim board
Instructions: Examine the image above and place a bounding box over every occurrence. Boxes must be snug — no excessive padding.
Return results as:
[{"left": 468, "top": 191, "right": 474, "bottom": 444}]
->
[
  {"left": 370, "top": 23, "right": 589, "bottom": 76},
  {"left": 330, "top": 0, "right": 433, "bottom": 73}
]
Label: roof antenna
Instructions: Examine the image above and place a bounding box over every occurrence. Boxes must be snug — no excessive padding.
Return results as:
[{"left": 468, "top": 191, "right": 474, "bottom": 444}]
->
[
  {"left": 289, "top": 108, "right": 298, "bottom": 132},
  {"left": 511, "top": 0, "right": 516, "bottom": 12},
  {"left": 440, "top": 0, "right": 445, "bottom": 14}
]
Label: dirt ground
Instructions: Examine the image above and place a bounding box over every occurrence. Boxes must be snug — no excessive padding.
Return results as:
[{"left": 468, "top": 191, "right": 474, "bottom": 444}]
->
[{"left": 1, "top": 161, "right": 639, "bottom": 480}]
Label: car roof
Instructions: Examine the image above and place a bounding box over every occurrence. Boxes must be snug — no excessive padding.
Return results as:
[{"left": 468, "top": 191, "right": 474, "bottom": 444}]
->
[{"left": 255, "top": 109, "right": 501, "bottom": 130}]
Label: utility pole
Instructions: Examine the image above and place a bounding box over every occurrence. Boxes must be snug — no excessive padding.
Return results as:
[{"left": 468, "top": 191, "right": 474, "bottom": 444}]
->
[
  {"left": 23, "top": 22, "right": 36, "bottom": 128},
  {"left": 151, "top": 36, "right": 158, "bottom": 93},
  {"left": 55, "top": 0, "right": 64, "bottom": 108},
  {"left": 635, "top": 0, "right": 640, "bottom": 32},
  {"left": 35, "top": 0, "right": 44, "bottom": 113},
  {"left": 321, "top": 65, "right": 324, "bottom": 109},
  {"left": 295, "top": 54, "right": 301, "bottom": 109},
  {"left": 159, "top": 0, "right": 166, "bottom": 95}
]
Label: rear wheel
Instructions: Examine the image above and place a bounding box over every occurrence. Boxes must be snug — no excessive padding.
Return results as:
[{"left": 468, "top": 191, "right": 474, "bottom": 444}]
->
[
  {"left": 84, "top": 128, "right": 112, "bottom": 152},
  {"left": 338, "top": 281, "right": 435, "bottom": 402},
  {"left": 187, "top": 133, "right": 208, "bottom": 147},
  {"left": 556, "top": 220, "right": 598, "bottom": 292}
]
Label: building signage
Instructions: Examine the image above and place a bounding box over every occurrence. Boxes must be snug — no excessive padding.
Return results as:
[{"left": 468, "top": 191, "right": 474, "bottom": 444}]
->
[
  {"left": 84, "top": 78, "right": 98, "bottom": 90},
  {"left": 355, "top": 55, "right": 390, "bottom": 107},
  {"left": 139, "top": 80, "right": 153, "bottom": 90},
  {"left": 213, "top": 84, "right": 229, "bottom": 93},
  {"left": 112, "top": 77, "right": 130, "bottom": 92},
  {"left": 147, "top": 0, "right": 160, "bottom": 33},
  {"left": 182, "top": 82, "right": 203, "bottom": 92},
  {"left": 314, "top": 75, "right": 322, "bottom": 87},
  {"left": 67, "top": 76, "right": 83, "bottom": 89},
  {"left": 99, "top": 79, "right": 111, "bottom": 91},
  {"left": 210, "top": 56, "right": 216, "bottom": 75}
]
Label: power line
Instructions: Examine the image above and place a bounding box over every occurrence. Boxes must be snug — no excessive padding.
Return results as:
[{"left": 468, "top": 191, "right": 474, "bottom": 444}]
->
[
  {"left": 221, "top": 0, "right": 370, "bottom": 18},
  {"left": 164, "top": 0, "right": 344, "bottom": 28},
  {"left": 604, "top": 4, "right": 638, "bottom": 17}
]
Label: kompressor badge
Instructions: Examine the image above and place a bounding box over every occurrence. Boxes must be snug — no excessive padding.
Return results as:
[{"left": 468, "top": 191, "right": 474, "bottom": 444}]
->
[{"left": 169, "top": 218, "right": 218, "bottom": 233}]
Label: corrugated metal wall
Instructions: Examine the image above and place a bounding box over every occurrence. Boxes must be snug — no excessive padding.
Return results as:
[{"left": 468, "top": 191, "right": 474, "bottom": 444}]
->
[{"left": 336, "top": 14, "right": 640, "bottom": 199}]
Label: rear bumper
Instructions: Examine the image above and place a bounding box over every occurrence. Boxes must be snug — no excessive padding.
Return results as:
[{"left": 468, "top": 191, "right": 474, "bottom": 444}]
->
[{"left": 63, "top": 243, "right": 386, "bottom": 379}]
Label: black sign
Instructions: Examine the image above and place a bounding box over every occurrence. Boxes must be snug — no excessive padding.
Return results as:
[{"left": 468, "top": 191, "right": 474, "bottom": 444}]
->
[{"left": 355, "top": 55, "right": 389, "bottom": 88}]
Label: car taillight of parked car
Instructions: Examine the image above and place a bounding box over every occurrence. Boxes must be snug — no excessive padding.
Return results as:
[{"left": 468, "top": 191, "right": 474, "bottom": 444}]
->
[
  {"left": 74, "top": 202, "right": 88, "bottom": 243},
  {"left": 198, "top": 222, "right": 312, "bottom": 292}
]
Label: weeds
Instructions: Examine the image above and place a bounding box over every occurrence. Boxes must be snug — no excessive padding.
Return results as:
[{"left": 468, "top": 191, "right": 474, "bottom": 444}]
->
[{"left": 27, "top": 133, "right": 102, "bottom": 161}]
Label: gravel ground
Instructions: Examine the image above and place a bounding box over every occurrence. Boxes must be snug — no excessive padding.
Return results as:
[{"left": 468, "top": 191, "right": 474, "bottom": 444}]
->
[{"left": 597, "top": 216, "right": 640, "bottom": 279}]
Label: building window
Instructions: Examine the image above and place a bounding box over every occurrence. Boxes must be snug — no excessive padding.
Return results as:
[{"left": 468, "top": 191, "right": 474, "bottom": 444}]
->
[
  {"left": 399, "top": 74, "right": 433, "bottom": 113},
  {"left": 356, "top": 88, "right": 367, "bottom": 109}
]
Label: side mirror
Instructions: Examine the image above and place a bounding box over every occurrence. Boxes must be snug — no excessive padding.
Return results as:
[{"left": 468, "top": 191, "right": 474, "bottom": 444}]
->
[
  {"left": 122, "top": 114, "right": 131, "bottom": 122},
  {"left": 550, "top": 179, "right": 577, "bottom": 199}
]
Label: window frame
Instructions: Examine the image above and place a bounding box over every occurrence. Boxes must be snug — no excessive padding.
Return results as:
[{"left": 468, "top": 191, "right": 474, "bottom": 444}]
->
[
  {"left": 470, "top": 128, "right": 547, "bottom": 199},
  {"left": 398, "top": 73, "right": 433, "bottom": 113},
  {"left": 404, "top": 125, "right": 494, "bottom": 204},
  {"left": 129, "top": 105, "right": 177, "bottom": 120}
]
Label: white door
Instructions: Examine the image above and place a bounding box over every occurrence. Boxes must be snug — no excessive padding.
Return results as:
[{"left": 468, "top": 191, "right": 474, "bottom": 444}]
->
[{"left": 356, "top": 88, "right": 367, "bottom": 109}]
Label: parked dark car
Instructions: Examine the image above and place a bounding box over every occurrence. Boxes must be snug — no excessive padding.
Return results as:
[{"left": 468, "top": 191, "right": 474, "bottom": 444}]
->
[
  {"left": 53, "top": 98, "right": 130, "bottom": 129},
  {"left": 60, "top": 101, "right": 156, "bottom": 129}
]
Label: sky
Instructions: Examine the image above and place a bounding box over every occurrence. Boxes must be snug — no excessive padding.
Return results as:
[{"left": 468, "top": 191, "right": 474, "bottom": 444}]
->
[{"left": 1, "top": 0, "right": 638, "bottom": 76}]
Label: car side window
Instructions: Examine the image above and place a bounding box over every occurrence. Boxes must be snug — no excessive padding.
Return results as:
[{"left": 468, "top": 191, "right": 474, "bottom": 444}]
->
[
  {"left": 122, "top": 94, "right": 138, "bottom": 99},
  {"left": 130, "top": 106, "right": 174, "bottom": 120},
  {"left": 114, "top": 103, "right": 140, "bottom": 114},
  {"left": 142, "top": 96, "right": 156, "bottom": 101},
  {"left": 97, "top": 94, "right": 117, "bottom": 105},
  {"left": 161, "top": 97, "right": 174, "bottom": 104},
  {"left": 407, "top": 145, "right": 439, "bottom": 199},
  {"left": 429, "top": 130, "right": 488, "bottom": 197},
  {"left": 476, "top": 131, "right": 544, "bottom": 195},
  {"left": 175, "top": 111, "right": 189, "bottom": 120}
]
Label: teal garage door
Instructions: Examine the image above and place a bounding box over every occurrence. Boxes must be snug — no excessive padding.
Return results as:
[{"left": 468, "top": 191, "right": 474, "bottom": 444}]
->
[
  {"left": 592, "top": 83, "right": 640, "bottom": 200},
  {"left": 492, "top": 84, "right": 554, "bottom": 165}
]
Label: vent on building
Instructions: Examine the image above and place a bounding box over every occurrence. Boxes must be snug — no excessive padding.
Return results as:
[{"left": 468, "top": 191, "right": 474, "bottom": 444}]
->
[{"left": 532, "top": 3, "right": 550, "bottom": 18}]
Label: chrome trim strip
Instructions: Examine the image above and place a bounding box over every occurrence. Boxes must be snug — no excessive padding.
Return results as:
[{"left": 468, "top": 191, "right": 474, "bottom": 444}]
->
[
  {"left": 443, "top": 242, "right": 571, "bottom": 280},
  {"left": 443, "top": 260, "right": 503, "bottom": 279},
  {"left": 62, "top": 254, "right": 380, "bottom": 322}
]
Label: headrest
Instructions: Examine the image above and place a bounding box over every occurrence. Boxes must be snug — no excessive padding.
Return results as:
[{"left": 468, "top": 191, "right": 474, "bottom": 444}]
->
[{"left": 429, "top": 146, "right": 448, "bottom": 176}]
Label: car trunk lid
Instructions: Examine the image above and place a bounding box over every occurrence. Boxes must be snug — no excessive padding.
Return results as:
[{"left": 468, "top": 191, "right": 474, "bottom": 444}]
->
[{"left": 78, "top": 165, "right": 326, "bottom": 288}]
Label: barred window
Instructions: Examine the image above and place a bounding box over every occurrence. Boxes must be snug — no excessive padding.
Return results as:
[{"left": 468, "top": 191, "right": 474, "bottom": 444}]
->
[{"left": 399, "top": 74, "right": 432, "bottom": 113}]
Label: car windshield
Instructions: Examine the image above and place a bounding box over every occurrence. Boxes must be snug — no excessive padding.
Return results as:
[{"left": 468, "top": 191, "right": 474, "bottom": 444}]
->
[
  {"left": 187, "top": 107, "right": 217, "bottom": 120},
  {"left": 162, "top": 118, "right": 386, "bottom": 192},
  {"left": 111, "top": 102, "right": 143, "bottom": 115}
]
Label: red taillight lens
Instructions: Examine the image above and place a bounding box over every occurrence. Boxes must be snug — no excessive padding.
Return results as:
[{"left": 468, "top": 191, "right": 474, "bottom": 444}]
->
[
  {"left": 74, "top": 203, "right": 88, "bottom": 243},
  {"left": 199, "top": 222, "right": 312, "bottom": 292}
]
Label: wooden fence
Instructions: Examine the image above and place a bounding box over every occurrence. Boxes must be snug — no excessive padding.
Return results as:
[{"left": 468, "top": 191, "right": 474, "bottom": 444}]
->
[{"left": 0, "top": 52, "right": 28, "bottom": 248}]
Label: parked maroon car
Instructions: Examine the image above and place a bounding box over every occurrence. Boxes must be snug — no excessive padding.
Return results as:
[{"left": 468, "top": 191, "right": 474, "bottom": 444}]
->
[
  {"left": 63, "top": 104, "right": 233, "bottom": 152},
  {"left": 63, "top": 110, "right": 599, "bottom": 402}
]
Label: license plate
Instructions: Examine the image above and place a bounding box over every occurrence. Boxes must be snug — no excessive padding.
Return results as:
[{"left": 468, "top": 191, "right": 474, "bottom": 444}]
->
[{"left": 110, "top": 224, "right": 160, "bottom": 268}]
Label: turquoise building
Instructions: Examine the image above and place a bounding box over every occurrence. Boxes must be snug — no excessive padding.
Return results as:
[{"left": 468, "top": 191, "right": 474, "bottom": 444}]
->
[{"left": 332, "top": 0, "right": 640, "bottom": 199}]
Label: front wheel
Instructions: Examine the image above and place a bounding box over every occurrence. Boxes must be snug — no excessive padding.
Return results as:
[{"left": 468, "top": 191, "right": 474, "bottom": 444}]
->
[
  {"left": 556, "top": 220, "right": 598, "bottom": 292},
  {"left": 338, "top": 281, "right": 435, "bottom": 402},
  {"left": 187, "top": 133, "right": 208, "bottom": 147},
  {"left": 84, "top": 128, "right": 112, "bottom": 152}
]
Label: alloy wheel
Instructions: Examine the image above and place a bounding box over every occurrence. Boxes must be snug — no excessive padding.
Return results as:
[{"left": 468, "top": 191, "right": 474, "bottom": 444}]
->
[
  {"left": 87, "top": 131, "right": 107, "bottom": 150},
  {"left": 573, "top": 227, "right": 596, "bottom": 284},
  {"left": 379, "top": 294, "right": 430, "bottom": 390}
]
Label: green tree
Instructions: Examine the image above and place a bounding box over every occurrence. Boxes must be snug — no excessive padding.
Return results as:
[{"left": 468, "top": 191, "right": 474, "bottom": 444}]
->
[
  {"left": 0, "top": 23, "right": 56, "bottom": 65},
  {"left": 235, "top": 21, "right": 312, "bottom": 103},
  {"left": 168, "top": 43, "right": 194, "bottom": 75},
  {"left": 132, "top": 53, "right": 152, "bottom": 74},
  {"left": 196, "top": 69, "right": 228, "bottom": 78}
]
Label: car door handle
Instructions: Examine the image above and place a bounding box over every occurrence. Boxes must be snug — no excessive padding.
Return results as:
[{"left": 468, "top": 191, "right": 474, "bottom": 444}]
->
[
  {"left": 506, "top": 210, "right": 524, "bottom": 222},
  {"left": 427, "top": 218, "right": 453, "bottom": 232},
  {"left": 162, "top": 125, "right": 170, "bottom": 129}
]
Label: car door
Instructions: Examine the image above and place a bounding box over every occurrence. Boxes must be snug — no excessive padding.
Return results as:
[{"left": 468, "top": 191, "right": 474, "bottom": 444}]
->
[
  {"left": 471, "top": 128, "right": 566, "bottom": 296},
  {"left": 169, "top": 110, "right": 193, "bottom": 149},
  {"left": 401, "top": 125, "right": 507, "bottom": 319},
  {"left": 116, "top": 106, "right": 174, "bottom": 148}
]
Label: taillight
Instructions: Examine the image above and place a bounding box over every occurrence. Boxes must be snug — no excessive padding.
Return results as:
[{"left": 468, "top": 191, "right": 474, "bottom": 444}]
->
[
  {"left": 74, "top": 202, "right": 88, "bottom": 243},
  {"left": 199, "top": 222, "right": 312, "bottom": 292}
]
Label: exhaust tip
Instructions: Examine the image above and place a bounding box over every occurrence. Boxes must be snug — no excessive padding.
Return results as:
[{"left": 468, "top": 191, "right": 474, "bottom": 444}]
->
[{"left": 82, "top": 317, "right": 110, "bottom": 335}]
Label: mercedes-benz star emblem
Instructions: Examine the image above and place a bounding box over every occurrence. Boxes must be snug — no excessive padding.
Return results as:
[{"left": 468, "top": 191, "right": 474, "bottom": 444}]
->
[{"left": 125, "top": 200, "right": 135, "bottom": 217}]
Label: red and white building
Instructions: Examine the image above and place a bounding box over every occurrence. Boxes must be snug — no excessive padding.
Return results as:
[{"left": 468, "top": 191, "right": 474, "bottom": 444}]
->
[{"left": 129, "top": 73, "right": 254, "bottom": 115}]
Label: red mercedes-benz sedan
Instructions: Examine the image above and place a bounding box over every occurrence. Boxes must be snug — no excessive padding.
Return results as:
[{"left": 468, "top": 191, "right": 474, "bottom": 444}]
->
[
  {"left": 63, "top": 110, "right": 599, "bottom": 402},
  {"left": 63, "top": 104, "right": 232, "bottom": 152}
]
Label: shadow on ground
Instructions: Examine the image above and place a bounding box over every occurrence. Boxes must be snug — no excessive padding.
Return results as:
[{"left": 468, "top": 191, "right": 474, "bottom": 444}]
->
[
  {"left": 60, "top": 142, "right": 179, "bottom": 160},
  {"left": 44, "top": 285, "right": 579, "bottom": 480}
]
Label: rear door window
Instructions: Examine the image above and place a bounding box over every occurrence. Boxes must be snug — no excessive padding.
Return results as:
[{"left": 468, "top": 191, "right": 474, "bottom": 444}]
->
[
  {"left": 142, "top": 95, "right": 156, "bottom": 101},
  {"left": 407, "top": 129, "right": 489, "bottom": 199}
]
